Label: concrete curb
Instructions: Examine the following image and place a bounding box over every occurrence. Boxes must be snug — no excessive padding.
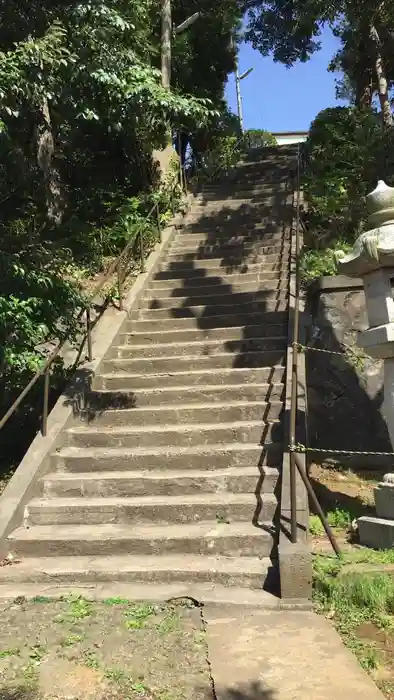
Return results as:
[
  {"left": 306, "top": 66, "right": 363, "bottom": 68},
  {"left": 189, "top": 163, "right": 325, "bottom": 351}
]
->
[
  {"left": 0, "top": 194, "right": 196, "bottom": 558},
  {"left": 278, "top": 175, "right": 312, "bottom": 601}
]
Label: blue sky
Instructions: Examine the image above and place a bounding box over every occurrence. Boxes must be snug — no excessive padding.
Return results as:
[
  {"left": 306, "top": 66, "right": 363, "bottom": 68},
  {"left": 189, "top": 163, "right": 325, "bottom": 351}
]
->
[{"left": 225, "top": 25, "right": 347, "bottom": 132}]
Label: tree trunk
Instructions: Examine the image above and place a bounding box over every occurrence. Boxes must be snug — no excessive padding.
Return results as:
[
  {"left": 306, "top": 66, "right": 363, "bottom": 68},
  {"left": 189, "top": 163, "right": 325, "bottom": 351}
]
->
[
  {"left": 355, "top": 74, "right": 373, "bottom": 109},
  {"left": 161, "top": 0, "right": 171, "bottom": 89},
  {"left": 370, "top": 23, "right": 393, "bottom": 126},
  {"left": 36, "top": 98, "right": 65, "bottom": 225}
]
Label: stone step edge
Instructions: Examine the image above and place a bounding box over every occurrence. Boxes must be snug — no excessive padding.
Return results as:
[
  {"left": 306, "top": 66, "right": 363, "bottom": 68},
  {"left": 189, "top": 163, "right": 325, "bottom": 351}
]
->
[
  {"left": 75, "top": 399, "right": 284, "bottom": 414},
  {"left": 91, "top": 382, "right": 284, "bottom": 395},
  {"left": 54, "top": 441, "right": 283, "bottom": 458},
  {"left": 112, "top": 336, "right": 287, "bottom": 352},
  {"left": 96, "top": 366, "right": 285, "bottom": 379},
  {"left": 121, "top": 324, "right": 287, "bottom": 337},
  {"left": 66, "top": 418, "right": 281, "bottom": 436},
  {"left": 41, "top": 466, "right": 280, "bottom": 483},
  {"left": 0, "top": 554, "right": 272, "bottom": 577},
  {"left": 28, "top": 492, "right": 278, "bottom": 508},
  {"left": 104, "top": 351, "right": 286, "bottom": 364},
  {"left": 9, "top": 520, "right": 275, "bottom": 542}
]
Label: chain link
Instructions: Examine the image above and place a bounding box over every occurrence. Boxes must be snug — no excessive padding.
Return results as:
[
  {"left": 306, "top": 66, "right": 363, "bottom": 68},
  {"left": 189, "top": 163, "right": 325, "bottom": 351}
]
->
[
  {"left": 290, "top": 443, "right": 394, "bottom": 457},
  {"left": 293, "top": 341, "right": 360, "bottom": 358}
]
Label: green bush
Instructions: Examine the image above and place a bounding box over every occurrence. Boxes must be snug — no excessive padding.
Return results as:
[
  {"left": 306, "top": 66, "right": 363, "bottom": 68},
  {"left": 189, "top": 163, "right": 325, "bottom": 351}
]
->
[{"left": 301, "top": 106, "right": 394, "bottom": 283}]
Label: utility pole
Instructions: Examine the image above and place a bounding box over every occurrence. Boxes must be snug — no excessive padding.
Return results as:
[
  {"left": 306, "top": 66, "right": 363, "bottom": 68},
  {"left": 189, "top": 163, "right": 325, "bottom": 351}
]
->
[
  {"left": 235, "top": 57, "right": 244, "bottom": 133},
  {"left": 161, "top": 0, "right": 172, "bottom": 89}
]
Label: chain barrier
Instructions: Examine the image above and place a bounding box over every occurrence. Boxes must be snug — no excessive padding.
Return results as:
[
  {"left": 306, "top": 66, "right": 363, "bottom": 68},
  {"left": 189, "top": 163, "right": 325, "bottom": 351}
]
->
[{"left": 290, "top": 443, "right": 394, "bottom": 458}]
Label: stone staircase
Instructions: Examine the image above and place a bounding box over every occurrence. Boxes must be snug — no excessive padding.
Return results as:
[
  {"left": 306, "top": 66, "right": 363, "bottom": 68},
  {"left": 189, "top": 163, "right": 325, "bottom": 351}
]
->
[{"left": 1, "top": 147, "right": 297, "bottom": 600}]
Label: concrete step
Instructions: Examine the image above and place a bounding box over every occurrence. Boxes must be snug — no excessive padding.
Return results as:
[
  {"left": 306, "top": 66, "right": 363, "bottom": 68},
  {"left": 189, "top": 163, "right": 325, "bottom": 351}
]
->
[
  {"left": 65, "top": 419, "right": 283, "bottom": 449},
  {"left": 102, "top": 350, "right": 286, "bottom": 374},
  {"left": 141, "top": 289, "right": 287, "bottom": 310},
  {"left": 149, "top": 270, "right": 288, "bottom": 289},
  {"left": 119, "top": 322, "right": 287, "bottom": 344},
  {"left": 53, "top": 442, "right": 283, "bottom": 473},
  {"left": 146, "top": 279, "right": 288, "bottom": 298},
  {"left": 94, "top": 366, "right": 285, "bottom": 390},
  {"left": 159, "top": 254, "right": 289, "bottom": 272},
  {"left": 154, "top": 262, "right": 289, "bottom": 280},
  {"left": 88, "top": 383, "right": 284, "bottom": 408},
  {"left": 110, "top": 336, "right": 287, "bottom": 359},
  {"left": 136, "top": 300, "right": 288, "bottom": 321},
  {"left": 9, "top": 521, "right": 275, "bottom": 559},
  {"left": 40, "top": 466, "right": 279, "bottom": 499},
  {"left": 0, "top": 554, "right": 275, "bottom": 589},
  {"left": 70, "top": 400, "right": 283, "bottom": 428},
  {"left": 25, "top": 493, "right": 278, "bottom": 527},
  {"left": 166, "top": 243, "right": 290, "bottom": 259},
  {"left": 129, "top": 310, "right": 288, "bottom": 331},
  {"left": 171, "top": 234, "right": 288, "bottom": 248}
]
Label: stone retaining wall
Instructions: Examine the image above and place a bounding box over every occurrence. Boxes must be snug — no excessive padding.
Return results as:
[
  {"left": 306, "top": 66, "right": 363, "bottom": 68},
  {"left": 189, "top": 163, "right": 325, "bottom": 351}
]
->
[{"left": 306, "top": 275, "right": 391, "bottom": 464}]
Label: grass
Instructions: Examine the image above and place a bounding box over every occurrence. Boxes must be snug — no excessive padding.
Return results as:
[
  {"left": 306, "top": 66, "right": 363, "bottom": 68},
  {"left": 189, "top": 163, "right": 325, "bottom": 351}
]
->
[
  {"left": 124, "top": 603, "right": 156, "bottom": 630},
  {"left": 309, "top": 506, "right": 352, "bottom": 536},
  {"left": 0, "top": 648, "right": 20, "bottom": 658},
  {"left": 313, "top": 549, "right": 394, "bottom": 675},
  {"left": 55, "top": 596, "right": 94, "bottom": 624}
]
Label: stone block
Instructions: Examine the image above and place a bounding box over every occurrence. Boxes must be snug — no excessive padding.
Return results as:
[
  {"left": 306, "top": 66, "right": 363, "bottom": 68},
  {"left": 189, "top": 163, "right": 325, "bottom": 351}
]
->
[
  {"left": 358, "top": 515, "right": 394, "bottom": 549},
  {"left": 374, "top": 483, "right": 394, "bottom": 520}
]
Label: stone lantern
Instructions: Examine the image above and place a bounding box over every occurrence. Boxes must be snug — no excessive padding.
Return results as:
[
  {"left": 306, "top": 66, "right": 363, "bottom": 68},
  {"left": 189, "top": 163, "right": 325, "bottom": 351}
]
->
[{"left": 336, "top": 180, "right": 394, "bottom": 548}]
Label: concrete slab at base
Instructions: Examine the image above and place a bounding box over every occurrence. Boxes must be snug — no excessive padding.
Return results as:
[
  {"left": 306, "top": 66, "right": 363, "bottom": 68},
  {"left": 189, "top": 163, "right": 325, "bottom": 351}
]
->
[
  {"left": 278, "top": 539, "right": 312, "bottom": 600},
  {"left": 205, "top": 607, "right": 385, "bottom": 700},
  {"left": 358, "top": 515, "right": 394, "bottom": 549}
]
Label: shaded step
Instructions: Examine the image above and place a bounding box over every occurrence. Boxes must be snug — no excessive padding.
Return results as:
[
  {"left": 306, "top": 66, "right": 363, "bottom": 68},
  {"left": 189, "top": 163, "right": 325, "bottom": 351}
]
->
[
  {"left": 130, "top": 310, "right": 288, "bottom": 331},
  {"left": 146, "top": 279, "right": 288, "bottom": 298},
  {"left": 9, "top": 522, "right": 276, "bottom": 559},
  {"left": 40, "top": 466, "right": 279, "bottom": 498},
  {"left": 109, "top": 336, "right": 287, "bottom": 359},
  {"left": 166, "top": 243, "right": 290, "bottom": 260},
  {"left": 149, "top": 270, "right": 288, "bottom": 289},
  {"left": 171, "top": 233, "right": 288, "bottom": 248},
  {"left": 95, "top": 366, "right": 285, "bottom": 390},
  {"left": 102, "top": 350, "right": 286, "bottom": 374},
  {"left": 88, "top": 382, "right": 285, "bottom": 408},
  {"left": 0, "top": 554, "right": 274, "bottom": 589},
  {"left": 65, "top": 419, "right": 283, "bottom": 449},
  {"left": 25, "top": 493, "right": 278, "bottom": 526},
  {"left": 141, "top": 289, "right": 287, "bottom": 310},
  {"left": 154, "top": 262, "right": 289, "bottom": 280},
  {"left": 136, "top": 300, "right": 288, "bottom": 320},
  {"left": 69, "top": 400, "right": 283, "bottom": 428},
  {"left": 54, "top": 442, "right": 283, "bottom": 473},
  {"left": 159, "top": 254, "right": 289, "bottom": 272},
  {"left": 119, "top": 322, "right": 287, "bottom": 345}
]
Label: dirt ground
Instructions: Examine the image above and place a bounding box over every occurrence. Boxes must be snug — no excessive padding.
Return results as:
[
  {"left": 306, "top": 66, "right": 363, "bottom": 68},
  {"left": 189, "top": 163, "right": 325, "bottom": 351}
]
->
[{"left": 0, "top": 596, "right": 211, "bottom": 700}]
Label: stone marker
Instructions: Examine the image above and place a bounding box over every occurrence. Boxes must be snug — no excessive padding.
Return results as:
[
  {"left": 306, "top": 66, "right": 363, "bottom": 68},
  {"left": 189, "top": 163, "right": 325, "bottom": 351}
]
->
[{"left": 336, "top": 181, "right": 394, "bottom": 549}]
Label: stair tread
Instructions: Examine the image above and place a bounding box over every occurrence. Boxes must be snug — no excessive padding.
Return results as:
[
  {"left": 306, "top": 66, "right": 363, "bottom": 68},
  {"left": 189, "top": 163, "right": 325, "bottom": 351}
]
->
[
  {"left": 29, "top": 493, "right": 277, "bottom": 507},
  {"left": 67, "top": 418, "right": 280, "bottom": 435},
  {"left": 10, "top": 521, "right": 274, "bottom": 541},
  {"left": 112, "top": 336, "right": 287, "bottom": 352},
  {"left": 104, "top": 350, "right": 285, "bottom": 363},
  {"left": 93, "top": 382, "right": 283, "bottom": 395},
  {"left": 42, "top": 466, "right": 279, "bottom": 481},
  {"left": 97, "top": 366, "right": 285, "bottom": 379},
  {"left": 77, "top": 399, "right": 283, "bottom": 413},
  {"left": 56, "top": 441, "right": 282, "bottom": 458},
  {"left": 0, "top": 554, "right": 272, "bottom": 577}
]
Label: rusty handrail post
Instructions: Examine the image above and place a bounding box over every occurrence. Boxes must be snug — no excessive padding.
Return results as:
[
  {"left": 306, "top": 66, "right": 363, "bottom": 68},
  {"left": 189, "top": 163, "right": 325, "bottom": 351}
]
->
[
  {"left": 289, "top": 143, "right": 302, "bottom": 544},
  {"left": 117, "top": 257, "right": 123, "bottom": 312},
  {"left": 294, "top": 453, "right": 341, "bottom": 556},
  {"left": 42, "top": 367, "right": 50, "bottom": 437},
  {"left": 156, "top": 203, "right": 161, "bottom": 242},
  {"left": 140, "top": 228, "right": 145, "bottom": 272},
  {"left": 86, "top": 307, "right": 93, "bottom": 361}
]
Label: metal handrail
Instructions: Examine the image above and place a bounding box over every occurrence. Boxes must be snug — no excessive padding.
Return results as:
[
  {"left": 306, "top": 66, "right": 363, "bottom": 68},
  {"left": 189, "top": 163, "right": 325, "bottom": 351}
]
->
[
  {"left": 0, "top": 133, "right": 250, "bottom": 440},
  {"left": 0, "top": 163, "right": 184, "bottom": 438},
  {"left": 289, "top": 143, "right": 341, "bottom": 557}
]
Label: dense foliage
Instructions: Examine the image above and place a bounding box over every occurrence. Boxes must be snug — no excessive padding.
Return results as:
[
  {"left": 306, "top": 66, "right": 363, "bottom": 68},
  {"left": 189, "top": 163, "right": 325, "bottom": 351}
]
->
[
  {"left": 0, "top": 0, "right": 245, "bottom": 467},
  {"left": 300, "top": 106, "right": 394, "bottom": 282}
]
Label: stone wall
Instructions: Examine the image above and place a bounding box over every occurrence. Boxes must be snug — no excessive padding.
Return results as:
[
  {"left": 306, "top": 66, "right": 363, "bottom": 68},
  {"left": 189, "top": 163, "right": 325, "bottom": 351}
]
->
[{"left": 306, "top": 276, "right": 391, "bottom": 463}]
